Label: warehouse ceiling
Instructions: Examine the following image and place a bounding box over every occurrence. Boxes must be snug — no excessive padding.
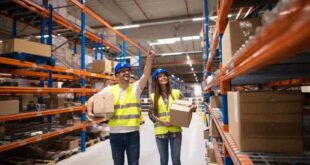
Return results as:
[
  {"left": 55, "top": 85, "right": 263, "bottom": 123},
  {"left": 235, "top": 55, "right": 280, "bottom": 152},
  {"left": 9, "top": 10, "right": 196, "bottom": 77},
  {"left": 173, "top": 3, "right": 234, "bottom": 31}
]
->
[{"left": 0, "top": 0, "right": 278, "bottom": 83}]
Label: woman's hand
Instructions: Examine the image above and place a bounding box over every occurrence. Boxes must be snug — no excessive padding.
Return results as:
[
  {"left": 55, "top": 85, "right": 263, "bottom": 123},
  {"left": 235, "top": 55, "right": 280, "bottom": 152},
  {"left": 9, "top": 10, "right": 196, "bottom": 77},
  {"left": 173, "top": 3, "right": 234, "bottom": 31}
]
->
[
  {"left": 189, "top": 104, "right": 197, "bottom": 113},
  {"left": 157, "top": 118, "right": 172, "bottom": 127}
]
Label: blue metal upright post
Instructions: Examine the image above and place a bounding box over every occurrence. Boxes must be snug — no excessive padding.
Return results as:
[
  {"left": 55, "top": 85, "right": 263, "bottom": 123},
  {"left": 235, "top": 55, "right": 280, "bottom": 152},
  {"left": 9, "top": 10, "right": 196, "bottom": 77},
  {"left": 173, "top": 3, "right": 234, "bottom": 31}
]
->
[
  {"left": 100, "top": 34, "right": 104, "bottom": 60},
  {"left": 138, "top": 43, "right": 142, "bottom": 78},
  {"left": 204, "top": 0, "right": 210, "bottom": 77},
  {"left": 219, "top": 33, "right": 232, "bottom": 165},
  {"left": 47, "top": 5, "right": 54, "bottom": 123},
  {"left": 47, "top": 5, "right": 54, "bottom": 88},
  {"left": 80, "top": 0, "right": 86, "bottom": 152},
  {"left": 12, "top": 17, "right": 17, "bottom": 38},
  {"left": 122, "top": 31, "right": 127, "bottom": 63},
  {"left": 94, "top": 43, "right": 98, "bottom": 60},
  {"left": 39, "top": 18, "right": 46, "bottom": 105}
]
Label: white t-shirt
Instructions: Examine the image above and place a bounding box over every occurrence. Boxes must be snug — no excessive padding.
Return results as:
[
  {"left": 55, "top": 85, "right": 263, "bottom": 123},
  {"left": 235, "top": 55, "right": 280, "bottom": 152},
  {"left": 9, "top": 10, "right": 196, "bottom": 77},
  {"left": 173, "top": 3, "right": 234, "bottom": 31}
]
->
[{"left": 98, "top": 80, "right": 142, "bottom": 133}]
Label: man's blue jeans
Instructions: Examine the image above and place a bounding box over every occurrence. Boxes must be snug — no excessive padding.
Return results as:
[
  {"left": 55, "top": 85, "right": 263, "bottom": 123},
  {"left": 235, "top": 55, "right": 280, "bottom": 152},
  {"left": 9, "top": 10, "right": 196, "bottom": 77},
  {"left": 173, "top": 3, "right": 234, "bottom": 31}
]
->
[
  {"left": 110, "top": 131, "right": 140, "bottom": 165},
  {"left": 155, "top": 133, "right": 182, "bottom": 165}
]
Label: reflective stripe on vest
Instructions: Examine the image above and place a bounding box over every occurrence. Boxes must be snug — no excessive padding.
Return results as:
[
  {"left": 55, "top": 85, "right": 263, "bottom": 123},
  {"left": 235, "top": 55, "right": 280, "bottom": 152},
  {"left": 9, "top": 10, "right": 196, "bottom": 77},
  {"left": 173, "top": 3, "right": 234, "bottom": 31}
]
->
[
  {"left": 108, "top": 84, "right": 140, "bottom": 127},
  {"left": 151, "top": 89, "right": 182, "bottom": 135}
]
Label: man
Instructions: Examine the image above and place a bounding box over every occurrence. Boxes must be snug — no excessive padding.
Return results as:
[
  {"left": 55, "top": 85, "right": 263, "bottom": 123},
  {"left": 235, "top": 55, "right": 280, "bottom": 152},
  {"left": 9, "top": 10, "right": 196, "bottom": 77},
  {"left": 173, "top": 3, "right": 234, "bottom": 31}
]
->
[{"left": 87, "top": 48, "right": 155, "bottom": 165}]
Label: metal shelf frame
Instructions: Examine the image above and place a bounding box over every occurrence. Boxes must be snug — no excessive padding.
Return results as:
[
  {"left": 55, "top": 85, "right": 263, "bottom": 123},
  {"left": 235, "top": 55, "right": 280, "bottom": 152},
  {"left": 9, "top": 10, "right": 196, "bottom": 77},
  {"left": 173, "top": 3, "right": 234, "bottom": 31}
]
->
[
  {"left": 203, "top": 0, "right": 310, "bottom": 165},
  {"left": 0, "top": 106, "right": 85, "bottom": 122},
  {"left": 0, "top": 123, "right": 84, "bottom": 153}
]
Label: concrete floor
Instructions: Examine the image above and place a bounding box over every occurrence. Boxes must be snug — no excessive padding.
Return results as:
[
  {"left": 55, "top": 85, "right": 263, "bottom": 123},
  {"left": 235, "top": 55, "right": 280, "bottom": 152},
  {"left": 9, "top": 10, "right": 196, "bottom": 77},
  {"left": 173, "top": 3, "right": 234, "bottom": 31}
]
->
[{"left": 58, "top": 113, "right": 206, "bottom": 165}]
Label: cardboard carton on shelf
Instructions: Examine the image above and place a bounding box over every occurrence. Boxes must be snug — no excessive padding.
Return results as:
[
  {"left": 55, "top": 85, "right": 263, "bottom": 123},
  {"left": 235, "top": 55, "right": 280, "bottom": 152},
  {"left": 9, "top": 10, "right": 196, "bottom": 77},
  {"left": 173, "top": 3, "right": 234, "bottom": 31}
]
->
[
  {"left": 170, "top": 100, "right": 192, "bottom": 127},
  {"left": 0, "top": 99, "right": 19, "bottom": 115},
  {"left": 228, "top": 91, "right": 304, "bottom": 154},
  {"left": 210, "top": 118, "right": 220, "bottom": 138},
  {"left": 1, "top": 39, "right": 51, "bottom": 57},
  {"left": 203, "top": 129, "right": 210, "bottom": 139},
  {"left": 87, "top": 59, "right": 113, "bottom": 74},
  {"left": 210, "top": 96, "right": 222, "bottom": 109},
  {"left": 222, "top": 18, "right": 261, "bottom": 67},
  {"left": 93, "top": 93, "right": 114, "bottom": 118}
]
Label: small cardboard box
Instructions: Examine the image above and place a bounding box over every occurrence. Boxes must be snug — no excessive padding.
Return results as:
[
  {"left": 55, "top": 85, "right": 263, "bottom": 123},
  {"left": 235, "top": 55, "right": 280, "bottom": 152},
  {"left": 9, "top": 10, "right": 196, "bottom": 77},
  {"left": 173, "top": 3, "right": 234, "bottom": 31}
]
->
[
  {"left": 203, "top": 129, "right": 209, "bottom": 139},
  {"left": 210, "top": 119, "right": 220, "bottom": 138},
  {"left": 170, "top": 100, "right": 192, "bottom": 127},
  {"left": 210, "top": 96, "right": 222, "bottom": 109},
  {"left": 1, "top": 39, "right": 51, "bottom": 57},
  {"left": 93, "top": 93, "right": 114, "bottom": 118},
  {"left": 207, "top": 142, "right": 216, "bottom": 163},
  {"left": 0, "top": 100, "right": 19, "bottom": 115}
]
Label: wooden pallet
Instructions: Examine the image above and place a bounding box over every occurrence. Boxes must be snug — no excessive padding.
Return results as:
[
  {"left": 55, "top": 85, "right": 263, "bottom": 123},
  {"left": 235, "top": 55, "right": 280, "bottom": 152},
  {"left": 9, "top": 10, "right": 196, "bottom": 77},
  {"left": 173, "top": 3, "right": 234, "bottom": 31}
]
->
[
  {"left": 86, "top": 137, "right": 100, "bottom": 148},
  {"left": 0, "top": 157, "right": 56, "bottom": 165}
]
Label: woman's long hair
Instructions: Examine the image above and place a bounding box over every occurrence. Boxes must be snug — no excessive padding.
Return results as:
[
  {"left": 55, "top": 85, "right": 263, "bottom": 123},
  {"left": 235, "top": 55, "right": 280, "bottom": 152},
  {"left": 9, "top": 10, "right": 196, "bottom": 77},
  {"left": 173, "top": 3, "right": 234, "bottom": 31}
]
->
[{"left": 153, "top": 73, "right": 174, "bottom": 117}]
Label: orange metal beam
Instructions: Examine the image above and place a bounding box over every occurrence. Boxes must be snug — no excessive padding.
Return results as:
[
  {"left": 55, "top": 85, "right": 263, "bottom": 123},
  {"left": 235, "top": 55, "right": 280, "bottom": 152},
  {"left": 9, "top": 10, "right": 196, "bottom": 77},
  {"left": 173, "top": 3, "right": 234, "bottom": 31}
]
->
[
  {"left": 68, "top": 0, "right": 141, "bottom": 50},
  {"left": 267, "top": 78, "right": 310, "bottom": 87},
  {"left": 223, "top": 4, "right": 310, "bottom": 81},
  {"left": 12, "top": 0, "right": 121, "bottom": 53},
  {"left": 0, "top": 87, "right": 99, "bottom": 94},
  {"left": 0, "top": 123, "right": 84, "bottom": 152},
  {"left": 222, "top": 0, "right": 305, "bottom": 74},
  {"left": 212, "top": 138, "right": 224, "bottom": 165},
  {"left": 210, "top": 110, "right": 254, "bottom": 165},
  {"left": 0, "top": 57, "right": 116, "bottom": 80},
  {"left": 0, "top": 69, "right": 77, "bottom": 81},
  {"left": 205, "top": 0, "right": 233, "bottom": 73},
  {"left": 0, "top": 106, "right": 85, "bottom": 122}
]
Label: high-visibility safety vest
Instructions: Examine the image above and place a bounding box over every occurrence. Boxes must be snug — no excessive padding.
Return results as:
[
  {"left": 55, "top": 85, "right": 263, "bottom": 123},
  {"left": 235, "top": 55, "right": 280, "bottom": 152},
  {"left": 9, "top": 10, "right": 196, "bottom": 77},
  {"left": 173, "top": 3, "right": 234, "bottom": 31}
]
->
[
  {"left": 108, "top": 84, "right": 141, "bottom": 127},
  {"left": 151, "top": 89, "right": 182, "bottom": 135}
]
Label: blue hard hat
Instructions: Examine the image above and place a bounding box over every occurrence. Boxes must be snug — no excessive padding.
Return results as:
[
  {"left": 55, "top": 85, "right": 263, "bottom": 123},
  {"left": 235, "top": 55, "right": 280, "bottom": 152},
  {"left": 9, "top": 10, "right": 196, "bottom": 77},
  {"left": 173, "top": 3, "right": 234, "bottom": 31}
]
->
[
  {"left": 152, "top": 68, "right": 169, "bottom": 80},
  {"left": 114, "top": 62, "right": 131, "bottom": 75}
]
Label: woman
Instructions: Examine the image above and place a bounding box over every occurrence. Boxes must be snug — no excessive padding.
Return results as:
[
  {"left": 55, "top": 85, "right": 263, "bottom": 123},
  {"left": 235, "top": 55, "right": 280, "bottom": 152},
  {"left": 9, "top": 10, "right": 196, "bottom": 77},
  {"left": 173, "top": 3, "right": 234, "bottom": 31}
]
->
[{"left": 149, "top": 68, "right": 197, "bottom": 165}]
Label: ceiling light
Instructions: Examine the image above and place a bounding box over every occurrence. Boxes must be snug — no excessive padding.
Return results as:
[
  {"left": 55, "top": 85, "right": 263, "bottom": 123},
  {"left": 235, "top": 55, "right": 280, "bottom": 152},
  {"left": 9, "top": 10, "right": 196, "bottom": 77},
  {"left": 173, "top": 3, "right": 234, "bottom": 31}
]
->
[
  {"left": 116, "top": 56, "right": 131, "bottom": 60},
  {"left": 189, "top": 63, "right": 192, "bottom": 67},
  {"left": 187, "top": 60, "right": 192, "bottom": 65},
  {"left": 157, "top": 37, "right": 180, "bottom": 43},
  {"left": 186, "top": 55, "right": 190, "bottom": 61},
  {"left": 192, "top": 17, "right": 205, "bottom": 21},
  {"left": 210, "top": 14, "right": 232, "bottom": 20},
  {"left": 57, "top": 33, "right": 61, "bottom": 36},
  {"left": 181, "top": 80, "right": 184, "bottom": 82},
  {"left": 191, "top": 67, "right": 194, "bottom": 71},
  {"left": 194, "top": 73, "right": 196, "bottom": 77},
  {"left": 161, "top": 52, "right": 182, "bottom": 56},
  {"left": 114, "top": 24, "right": 140, "bottom": 30},
  {"left": 171, "top": 74, "right": 175, "bottom": 77},
  {"left": 150, "top": 41, "right": 176, "bottom": 46},
  {"left": 35, "top": 34, "right": 56, "bottom": 38},
  {"left": 177, "top": 77, "right": 180, "bottom": 80},
  {"left": 93, "top": 47, "right": 105, "bottom": 50},
  {"left": 0, "top": 40, "right": 2, "bottom": 43},
  {"left": 182, "top": 36, "right": 200, "bottom": 41}
]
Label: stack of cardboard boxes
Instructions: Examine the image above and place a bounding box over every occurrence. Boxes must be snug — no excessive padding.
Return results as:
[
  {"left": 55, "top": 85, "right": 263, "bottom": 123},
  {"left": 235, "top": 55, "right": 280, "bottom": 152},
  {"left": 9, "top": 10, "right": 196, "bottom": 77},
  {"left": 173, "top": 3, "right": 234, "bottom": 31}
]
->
[{"left": 87, "top": 59, "right": 114, "bottom": 74}]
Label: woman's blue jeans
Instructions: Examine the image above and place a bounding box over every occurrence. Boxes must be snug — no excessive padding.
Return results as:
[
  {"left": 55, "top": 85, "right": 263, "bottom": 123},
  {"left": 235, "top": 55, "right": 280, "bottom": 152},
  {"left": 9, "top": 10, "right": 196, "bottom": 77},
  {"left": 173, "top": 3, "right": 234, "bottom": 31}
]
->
[
  {"left": 155, "top": 133, "right": 182, "bottom": 165},
  {"left": 110, "top": 131, "right": 140, "bottom": 165}
]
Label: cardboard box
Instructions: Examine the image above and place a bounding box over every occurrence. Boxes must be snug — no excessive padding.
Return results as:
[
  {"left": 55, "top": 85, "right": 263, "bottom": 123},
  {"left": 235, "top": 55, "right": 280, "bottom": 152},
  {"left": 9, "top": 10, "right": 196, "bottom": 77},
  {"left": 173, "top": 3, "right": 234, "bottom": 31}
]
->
[
  {"left": 54, "top": 137, "right": 80, "bottom": 150},
  {"left": 210, "top": 119, "right": 220, "bottom": 138},
  {"left": 46, "top": 94, "right": 66, "bottom": 109},
  {"left": 1, "top": 39, "right": 51, "bottom": 57},
  {"left": 0, "top": 100, "right": 19, "bottom": 115},
  {"left": 222, "top": 18, "right": 261, "bottom": 67},
  {"left": 170, "top": 100, "right": 192, "bottom": 127},
  {"left": 203, "top": 129, "right": 209, "bottom": 139},
  {"left": 93, "top": 93, "right": 114, "bottom": 118},
  {"left": 228, "top": 91, "right": 303, "bottom": 153},
  {"left": 210, "top": 96, "right": 222, "bottom": 109},
  {"left": 207, "top": 142, "right": 216, "bottom": 163},
  {"left": 87, "top": 59, "right": 112, "bottom": 74}
]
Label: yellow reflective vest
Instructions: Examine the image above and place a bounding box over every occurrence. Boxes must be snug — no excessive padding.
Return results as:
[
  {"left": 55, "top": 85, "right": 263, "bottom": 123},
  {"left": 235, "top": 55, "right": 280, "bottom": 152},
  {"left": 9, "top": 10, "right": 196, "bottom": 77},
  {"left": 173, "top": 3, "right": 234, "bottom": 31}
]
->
[
  {"left": 151, "top": 89, "right": 182, "bottom": 135},
  {"left": 108, "top": 84, "right": 141, "bottom": 127}
]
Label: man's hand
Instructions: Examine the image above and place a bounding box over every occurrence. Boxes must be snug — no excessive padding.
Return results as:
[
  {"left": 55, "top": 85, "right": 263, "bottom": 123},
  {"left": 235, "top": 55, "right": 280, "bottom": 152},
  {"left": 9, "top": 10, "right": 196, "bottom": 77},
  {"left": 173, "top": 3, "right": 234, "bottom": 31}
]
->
[
  {"left": 189, "top": 105, "right": 197, "bottom": 113},
  {"left": 147, "top": 47, "right": 156, "bottom": 59},
  {"left": 157, "top": 118, "right": 172, "bottom": 127}
]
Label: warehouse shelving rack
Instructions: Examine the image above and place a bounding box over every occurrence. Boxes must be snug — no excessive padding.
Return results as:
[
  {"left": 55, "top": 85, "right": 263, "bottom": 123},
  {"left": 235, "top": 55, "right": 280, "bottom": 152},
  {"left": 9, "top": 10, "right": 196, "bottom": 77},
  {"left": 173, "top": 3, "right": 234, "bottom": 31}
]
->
[
  {"left": 0, "top": 0, "right": 142, "bottom": 154},
  {"left": 202, "top": 0, "right": 310, "bottom": 164}
]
